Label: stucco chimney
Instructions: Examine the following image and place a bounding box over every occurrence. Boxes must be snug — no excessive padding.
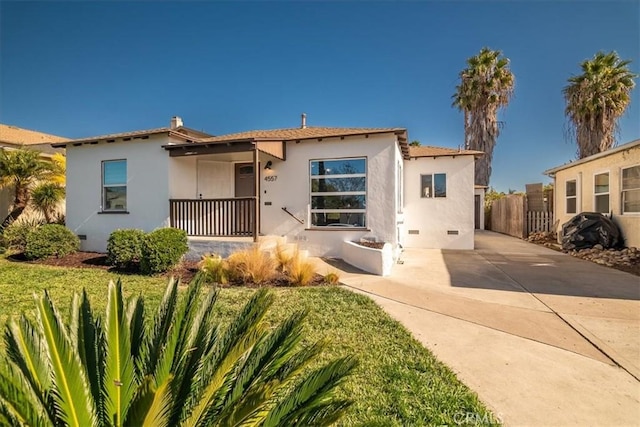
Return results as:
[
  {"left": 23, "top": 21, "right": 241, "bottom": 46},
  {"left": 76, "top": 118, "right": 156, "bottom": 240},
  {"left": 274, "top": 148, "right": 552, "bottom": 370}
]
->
[
  {"left": 301, "top": 113, "right": 307, "bottom": 129},
  {"left": 170, "top": 116, "right": 183, "bottom": 129}
]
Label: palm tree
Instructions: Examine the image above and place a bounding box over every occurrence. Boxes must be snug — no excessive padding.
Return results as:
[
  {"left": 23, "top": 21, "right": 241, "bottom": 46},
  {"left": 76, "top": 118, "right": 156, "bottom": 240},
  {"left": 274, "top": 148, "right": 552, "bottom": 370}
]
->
[
  {"left": 0, "top": 274, "right": 357, "bottom": 426},
  {"left": 31, "top": 183, "right": 65, "bottom": 223},
  {"left": 452, "top": 47, "right": 515, "bottom": 186},
  {"left": 0, "top": 148, "right": 56, "bottom": 229},
  {"left": 563, "top": 51, "right": 637, "bottom": 158}
]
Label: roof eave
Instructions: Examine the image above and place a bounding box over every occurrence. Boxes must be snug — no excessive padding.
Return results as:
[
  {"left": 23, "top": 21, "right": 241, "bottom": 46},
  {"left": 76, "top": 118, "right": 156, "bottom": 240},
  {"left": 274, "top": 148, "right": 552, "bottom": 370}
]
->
[{"left": 544, "top": 139, "right": 640, "bottom": 177}]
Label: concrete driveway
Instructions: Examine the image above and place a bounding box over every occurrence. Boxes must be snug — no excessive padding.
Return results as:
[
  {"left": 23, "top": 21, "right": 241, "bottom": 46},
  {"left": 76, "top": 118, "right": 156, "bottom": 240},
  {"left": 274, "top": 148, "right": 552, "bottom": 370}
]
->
[{"left": 316, "top": 231, "right": 640, "bottom": 426}]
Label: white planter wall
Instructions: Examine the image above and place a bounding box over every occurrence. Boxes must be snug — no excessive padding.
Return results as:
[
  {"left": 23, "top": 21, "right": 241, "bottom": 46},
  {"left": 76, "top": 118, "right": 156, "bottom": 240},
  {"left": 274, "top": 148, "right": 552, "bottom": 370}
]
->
[{"left": 342, "top": 241, "right": 394, "bottom": 276}]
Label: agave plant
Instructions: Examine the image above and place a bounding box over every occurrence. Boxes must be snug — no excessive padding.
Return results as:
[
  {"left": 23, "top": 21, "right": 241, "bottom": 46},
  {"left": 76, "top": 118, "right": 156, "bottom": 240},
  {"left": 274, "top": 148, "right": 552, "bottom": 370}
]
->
[{"left": 0, "top": 274, "right": 357, "bottom": 426}]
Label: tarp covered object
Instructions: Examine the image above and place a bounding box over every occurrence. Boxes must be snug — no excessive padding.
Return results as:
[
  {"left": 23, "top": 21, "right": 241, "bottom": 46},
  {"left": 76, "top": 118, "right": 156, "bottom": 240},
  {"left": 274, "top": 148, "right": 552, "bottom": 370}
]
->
[{"left": 561, "top": 212, "right": 622, "bottom": 251}]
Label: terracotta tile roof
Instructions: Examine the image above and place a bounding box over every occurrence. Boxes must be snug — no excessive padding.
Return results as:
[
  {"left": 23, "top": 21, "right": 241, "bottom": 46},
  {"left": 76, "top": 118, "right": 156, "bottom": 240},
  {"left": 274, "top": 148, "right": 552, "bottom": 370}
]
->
[
  {"left": 408, "top": 145, "right": 484, "bottom": 158},
  {"left": 0, "top": 124, "right": 69, "bottom": 145},
  {"left": 198, "top": 126, "right": 405, "bottom": 143}
]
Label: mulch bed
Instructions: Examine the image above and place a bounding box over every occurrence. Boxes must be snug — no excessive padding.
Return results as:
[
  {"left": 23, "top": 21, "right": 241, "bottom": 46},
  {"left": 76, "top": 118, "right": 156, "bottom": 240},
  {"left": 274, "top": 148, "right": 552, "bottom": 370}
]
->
[
  {"left": 354, "top": 241, "right": 386, "bottom": 250},
  {"left": 7, "top": 251, "right": 327, "bottom": 286}
]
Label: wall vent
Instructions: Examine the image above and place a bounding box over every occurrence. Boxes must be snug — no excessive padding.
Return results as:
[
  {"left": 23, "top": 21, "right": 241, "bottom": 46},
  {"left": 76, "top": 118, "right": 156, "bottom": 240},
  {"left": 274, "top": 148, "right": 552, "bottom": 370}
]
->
[
  {"left": 408, "top": 230, "right": 419, "bottom": 235},
  {"left": 77, "top": 234, "right": 87, "bottom": 240},
  {"left": 447, "top": 230, "right": 459, "bottom": 235}
]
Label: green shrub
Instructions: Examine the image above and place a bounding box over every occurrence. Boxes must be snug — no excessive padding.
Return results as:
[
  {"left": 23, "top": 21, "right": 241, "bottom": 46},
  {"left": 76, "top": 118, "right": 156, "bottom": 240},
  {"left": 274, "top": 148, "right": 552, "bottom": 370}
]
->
[
  {"left": 107, "top": 228, "right": 145, "bottom": 269},
  {"left": 2, "top": 218, "right": 45, "bottom": 252},
  {"left": 140, "top": 227, "right": 188, "bottom": 274},
  {"left": 198, "top": 253, "right": 229, "bottom": 284},
  {"left": 24, "top": 224, "right": 80, "bottom": 260}
]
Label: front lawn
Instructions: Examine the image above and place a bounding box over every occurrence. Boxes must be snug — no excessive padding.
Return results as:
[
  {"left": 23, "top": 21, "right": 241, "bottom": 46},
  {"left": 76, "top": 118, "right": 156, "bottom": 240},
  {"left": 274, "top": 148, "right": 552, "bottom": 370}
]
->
[{"left": 0, "top": 257, "right": 497, "bottom": 426}]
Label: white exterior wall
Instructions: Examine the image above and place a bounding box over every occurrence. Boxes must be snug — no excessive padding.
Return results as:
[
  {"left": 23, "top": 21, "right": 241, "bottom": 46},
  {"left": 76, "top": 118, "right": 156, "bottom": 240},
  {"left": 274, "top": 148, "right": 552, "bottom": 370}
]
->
[
  {"left": 66, "top": 135, "right": 171, "bottom": 252},
  {"left": 402, "top": 155, "right": 475, "bottom": 249},
  {"left": 259, "top": 134, "right": 401, "bottom": 257}
]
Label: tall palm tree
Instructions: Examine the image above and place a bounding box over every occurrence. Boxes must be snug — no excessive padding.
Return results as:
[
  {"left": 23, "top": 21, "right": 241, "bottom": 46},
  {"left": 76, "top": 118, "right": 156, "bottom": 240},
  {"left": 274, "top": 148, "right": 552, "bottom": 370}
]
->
[
  {"left": 453, "top": 47, "right": 515, "bottom": 186},
  {"left": 563, "top": 51, "right": 637, "bottom": 158},
  {"left": 0, "top": 148, "right": 56, "bottom": 229},
  {"left": 0, "top": 274, "right": 357, "bottom": 426}
]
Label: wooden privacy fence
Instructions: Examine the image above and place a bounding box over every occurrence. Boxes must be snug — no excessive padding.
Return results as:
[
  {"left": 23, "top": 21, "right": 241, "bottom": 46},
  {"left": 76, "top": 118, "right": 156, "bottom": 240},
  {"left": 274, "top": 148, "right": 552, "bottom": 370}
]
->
[
  {"left": 490, "top": 194, "right": 527, "bottom": 238},
  {"left": 489, "top": 194, "right": 554, "bottom": 238}
]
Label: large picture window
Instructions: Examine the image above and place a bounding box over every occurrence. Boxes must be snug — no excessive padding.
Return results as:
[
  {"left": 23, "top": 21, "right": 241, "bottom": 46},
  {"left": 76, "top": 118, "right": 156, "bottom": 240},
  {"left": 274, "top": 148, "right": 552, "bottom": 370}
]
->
[
  {"left": 102, "top": 160, "right": 127, "bottom": 211},
  {"left": 310, "top": 158, "right": 366, "bottom": 227},
  {"left": 594, "top": 172, "right": 609, "bottom": 213},
  {"left": 622, "top": 165, "right": 640, "bottom": 214},
  {"left": 566, "top": 180, "right": 577, "bottom": 214},
  {"left": 421, "top": 173, "right": 446, "bottom": 198}
]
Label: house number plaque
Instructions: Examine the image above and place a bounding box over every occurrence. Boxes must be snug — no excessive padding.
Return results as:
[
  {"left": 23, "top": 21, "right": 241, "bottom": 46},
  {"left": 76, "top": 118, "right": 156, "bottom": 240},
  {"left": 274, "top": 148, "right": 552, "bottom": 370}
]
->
[{"left": 264, "top": 176, "right": 278, "bottom": 182}]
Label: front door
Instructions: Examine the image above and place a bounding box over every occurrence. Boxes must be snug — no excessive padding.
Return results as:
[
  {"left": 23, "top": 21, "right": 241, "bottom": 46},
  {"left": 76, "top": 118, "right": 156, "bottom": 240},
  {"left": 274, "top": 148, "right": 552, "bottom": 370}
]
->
[
  {"left": 234, "top": 163, "right": 256, "bottom": 235},
  {"left": 235, "top": 163, "right": 255, "bottom": 197}
]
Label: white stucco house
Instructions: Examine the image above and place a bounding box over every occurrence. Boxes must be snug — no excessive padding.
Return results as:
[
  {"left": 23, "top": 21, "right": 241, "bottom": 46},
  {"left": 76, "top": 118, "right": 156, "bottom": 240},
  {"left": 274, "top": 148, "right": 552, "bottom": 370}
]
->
[{"left": 51, "top": 116, "right": 482, "bottom": 263}]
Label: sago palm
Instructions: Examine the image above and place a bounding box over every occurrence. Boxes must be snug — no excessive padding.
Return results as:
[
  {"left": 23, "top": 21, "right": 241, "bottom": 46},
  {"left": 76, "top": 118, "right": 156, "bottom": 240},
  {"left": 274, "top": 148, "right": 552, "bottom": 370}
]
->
[
  {"left": 563, "top": 51, "right": 637, "bottom": 158},
  {"left": 453, "top": 47, "right": 515, "bottom": 186},
  {"left": 0, "top": 274, "right": 357, "bottom": 426},
  {"left": 0, "top": 148, "right": 56, "bottom": 229}
]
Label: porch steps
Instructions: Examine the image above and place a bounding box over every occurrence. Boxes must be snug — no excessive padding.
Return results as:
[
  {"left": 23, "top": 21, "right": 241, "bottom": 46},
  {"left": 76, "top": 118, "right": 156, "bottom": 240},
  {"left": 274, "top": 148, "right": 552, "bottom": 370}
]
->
[
  {"left": 184, "top": 235, "right": 307, "bottom": 260},
  {"left": 185, "top": 238, "right": 253, "bottom": 261}
]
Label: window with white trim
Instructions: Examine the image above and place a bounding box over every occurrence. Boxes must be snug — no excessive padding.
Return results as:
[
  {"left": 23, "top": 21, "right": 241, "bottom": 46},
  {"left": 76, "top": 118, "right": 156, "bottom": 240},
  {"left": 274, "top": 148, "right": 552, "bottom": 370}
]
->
[
  {"left": 421, "top": 173, "right": 446, "bottom": 198},
  {"left": 622, "top": 165, "right": 640, "bottom": 213},
  {"left": 102, "top": 160, "right": 127, "bottom": 211},
  {"left": 594, "top": 172, "right": 609, "bottom": 213},
  {"left": 310, "top": 158, "right": 366, "bottom": 227},
  {"left": 566, "top": 180, "right": 577, "bottom": 214}
]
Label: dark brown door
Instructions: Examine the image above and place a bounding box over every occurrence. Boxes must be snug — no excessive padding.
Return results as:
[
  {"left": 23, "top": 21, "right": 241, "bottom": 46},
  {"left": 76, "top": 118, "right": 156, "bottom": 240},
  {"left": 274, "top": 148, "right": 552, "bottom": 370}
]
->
[
  {"left": 235, "top": 163, "right": 255, "bottom": 197},
  {"left": 234, "top": 163, "right": 255, "bottom": 235},
  {"left": 474, "top": 195, "right": 481, "bottom": 229}
]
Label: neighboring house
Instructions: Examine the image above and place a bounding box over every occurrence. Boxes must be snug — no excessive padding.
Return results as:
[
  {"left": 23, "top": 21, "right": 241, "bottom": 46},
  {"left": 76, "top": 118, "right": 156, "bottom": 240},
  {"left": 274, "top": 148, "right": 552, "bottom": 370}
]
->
[
  {"left": 0, "top": 124, "right": 68, "bottom": 221},
  {"left": 51, "top": 116, "right": 481, "bottom": 257},
  {"left": 544, "top": 139, "right": 640, "bottom": 247}
]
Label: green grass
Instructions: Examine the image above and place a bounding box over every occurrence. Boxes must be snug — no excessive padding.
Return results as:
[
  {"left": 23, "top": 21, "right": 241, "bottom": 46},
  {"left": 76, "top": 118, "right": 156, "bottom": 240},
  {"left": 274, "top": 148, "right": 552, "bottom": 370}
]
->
[{"left": 0, "top": 257, "right": 497, "bottom": 426}]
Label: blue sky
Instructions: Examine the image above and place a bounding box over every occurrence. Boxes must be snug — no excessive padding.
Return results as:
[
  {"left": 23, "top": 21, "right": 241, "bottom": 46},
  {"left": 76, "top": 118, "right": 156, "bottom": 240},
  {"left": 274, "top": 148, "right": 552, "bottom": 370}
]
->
[{"left": 1, "top": 1, "right": 638, "bottom": 192}]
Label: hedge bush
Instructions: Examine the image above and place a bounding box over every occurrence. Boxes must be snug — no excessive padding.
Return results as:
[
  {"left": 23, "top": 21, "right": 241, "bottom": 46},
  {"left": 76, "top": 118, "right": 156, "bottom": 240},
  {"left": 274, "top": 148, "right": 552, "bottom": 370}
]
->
[
  {"left": 140, "top": 228, "right": 188, "bottom": 274},
  {"left": 2, "top": 219, "right": 44, "bottom": 252},
  {"left": 24, "top": 224, "right": 80, "bottom": 260},
  {"left": 106, "top": 229, "right": 145, "bottom": 269}
]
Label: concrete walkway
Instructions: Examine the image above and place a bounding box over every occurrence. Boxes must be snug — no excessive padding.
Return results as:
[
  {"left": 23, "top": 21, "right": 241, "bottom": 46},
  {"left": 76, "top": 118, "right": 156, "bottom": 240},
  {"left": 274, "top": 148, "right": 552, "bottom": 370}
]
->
[{"left": 315, "top": 231, "right": 640, "bottom": 426}]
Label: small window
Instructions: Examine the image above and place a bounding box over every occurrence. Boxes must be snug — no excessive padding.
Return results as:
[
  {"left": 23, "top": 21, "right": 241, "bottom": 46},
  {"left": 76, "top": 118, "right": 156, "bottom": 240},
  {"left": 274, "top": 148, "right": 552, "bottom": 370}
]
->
[
  {"left": 102, "top": 160, "right": 127, "bottom": 211},
  {"left": 594, "top": 172, "right": 609, "bottom": 213},
  {"left": 421, "top": 173, "right": 446, "bottom": 198},
  {"left": 310, "top": 158, "right": 366, "bottom": 227},
  {"left": 622, "top": 165, "right": 640, "bottom": 213},
  {"left": 566, "top": 180, "right": 577, "bottom": 214}
]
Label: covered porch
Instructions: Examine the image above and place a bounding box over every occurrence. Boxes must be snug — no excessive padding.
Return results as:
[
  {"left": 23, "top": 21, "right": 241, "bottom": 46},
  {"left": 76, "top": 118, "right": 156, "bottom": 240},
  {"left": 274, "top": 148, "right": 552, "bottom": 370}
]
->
[{"left": 164, "top": 138, "right": 285, "bottom": 241}]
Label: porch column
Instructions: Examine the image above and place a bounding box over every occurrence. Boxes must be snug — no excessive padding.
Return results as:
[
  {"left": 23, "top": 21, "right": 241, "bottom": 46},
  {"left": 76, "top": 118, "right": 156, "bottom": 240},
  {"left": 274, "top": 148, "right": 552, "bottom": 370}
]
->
[{"left": 253, "top": 145, "right": 259, "bottom": 242}]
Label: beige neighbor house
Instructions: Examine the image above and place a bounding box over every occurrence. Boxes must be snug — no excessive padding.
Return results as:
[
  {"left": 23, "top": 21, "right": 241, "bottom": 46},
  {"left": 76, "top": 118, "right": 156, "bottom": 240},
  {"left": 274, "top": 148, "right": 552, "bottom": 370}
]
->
[
  {"left": 544, "top": 139, "right": 640, "bottom": 248},
  {"left": 0, "top": 124, "right": 68, "bottom": 221}
]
